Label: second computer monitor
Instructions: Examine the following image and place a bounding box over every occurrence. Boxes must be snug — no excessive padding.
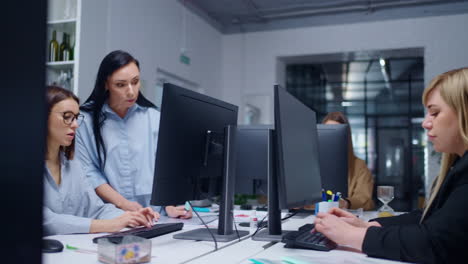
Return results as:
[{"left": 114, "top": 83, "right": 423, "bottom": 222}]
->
[
  {"left": 316, "top": 124, "right": 349, "bottom": 197},
  {"left": 235, "top": 125, "right": 271, "bottom": 196},
  {"left": 274, "top": 85, "right": 323, "bottom": 209}
]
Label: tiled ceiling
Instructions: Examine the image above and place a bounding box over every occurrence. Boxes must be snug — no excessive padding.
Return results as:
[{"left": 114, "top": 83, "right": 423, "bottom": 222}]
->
[{"left": 183, "top": 0, "right": 468, "bottom": 33}]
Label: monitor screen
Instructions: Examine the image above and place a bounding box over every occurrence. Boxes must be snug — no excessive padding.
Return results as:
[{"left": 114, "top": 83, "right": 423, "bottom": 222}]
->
[
  {"left": 252, "top": 85, "right": 323, "bottom": 242},
  {"left": 317, "top": 124, "right": 349, "bottom": 197},
  {"left": 151, "top": 83, "right": 249, "bottom": 243},
  {"left": 234, "top": 125, "right": 271, "bottom": 197},
  {"left": 274, "top": 85, "right": 323, "bottom": 209},
  {"left": 151, "top": 83, "right": 238, "bottom": 206}
]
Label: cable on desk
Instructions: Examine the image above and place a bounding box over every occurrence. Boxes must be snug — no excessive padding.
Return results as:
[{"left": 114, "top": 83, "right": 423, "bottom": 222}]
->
[
  {"left": 251, "top": 213, "right": 268, "bottom": 237},
  {"left": 187, "top": 200, "right": 218, "bottom": 251},
  {"left": 251, "top": 211, "right": 299, "bottom": 238},
  {"left": 232, "top": 211, "right": 241, "bottom": 242}
]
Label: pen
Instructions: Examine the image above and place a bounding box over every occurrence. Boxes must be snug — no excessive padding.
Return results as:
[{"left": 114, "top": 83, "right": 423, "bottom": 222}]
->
[
  {"left": 326, "top": 190, "right": 333, "bottom": 201},
  {"left": 334, "top": 192, "right": 341, "bottom": 202},
  {"left": 321, "top": 189, "right": 327, "bottom": 201},
  {"left": 66, "top": 244, "right": 97, "bottom": 254}
]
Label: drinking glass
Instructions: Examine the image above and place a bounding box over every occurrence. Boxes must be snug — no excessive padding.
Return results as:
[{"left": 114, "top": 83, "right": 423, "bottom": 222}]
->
[{"left": 377, "top": 185, "right": 394, "bottom": 214}]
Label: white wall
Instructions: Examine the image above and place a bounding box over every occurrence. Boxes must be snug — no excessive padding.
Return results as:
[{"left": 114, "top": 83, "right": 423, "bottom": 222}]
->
[
  {"left": 78, "top": 0, "right": 222, "bottom": 103},
  {"left": 221, "top": 13, "right": 468, "bottom": 123}
]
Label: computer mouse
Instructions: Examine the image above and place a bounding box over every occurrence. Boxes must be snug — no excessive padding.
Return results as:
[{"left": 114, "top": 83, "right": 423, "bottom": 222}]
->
[
  {"left": 42, "top": 239, "right": 64, "bottom": 253},
  {"left": 239, "top": 222, "right": 250, "bottom": 227}
]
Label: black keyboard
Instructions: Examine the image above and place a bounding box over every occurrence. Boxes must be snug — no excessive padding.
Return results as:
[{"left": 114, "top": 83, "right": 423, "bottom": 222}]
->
[
  {"left": 282, "top": 223, "right": 337, "bottom": 251},
  {"left": 92, "top": 223, "right": 184, "bottom": 244}
]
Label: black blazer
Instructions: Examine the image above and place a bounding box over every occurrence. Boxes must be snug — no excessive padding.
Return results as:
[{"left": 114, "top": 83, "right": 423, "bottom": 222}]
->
[{"left": 362, "top": 151, "right": 468, "bottom": 264}]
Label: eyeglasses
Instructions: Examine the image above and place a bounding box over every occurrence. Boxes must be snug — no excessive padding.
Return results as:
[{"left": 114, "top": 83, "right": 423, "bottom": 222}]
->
[{"left": 54, "top": 111, "right": 84, "bottom": 126}]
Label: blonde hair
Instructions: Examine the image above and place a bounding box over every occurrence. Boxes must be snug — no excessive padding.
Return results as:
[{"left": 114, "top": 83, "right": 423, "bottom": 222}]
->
[{"left": 421, "top": 67, "right": 468, "bottom": 220}]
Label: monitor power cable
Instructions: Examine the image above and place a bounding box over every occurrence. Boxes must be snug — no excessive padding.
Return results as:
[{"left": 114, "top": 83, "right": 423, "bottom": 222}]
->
[{"left": 187, "top": 200, "right": 218, "bottom": 251}]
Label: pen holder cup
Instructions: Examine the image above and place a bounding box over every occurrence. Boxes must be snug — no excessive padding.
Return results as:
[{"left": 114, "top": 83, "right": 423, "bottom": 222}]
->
[
  {"left": 315, "top": 201, "right": 339, "bottom": 214},
  {"left": 97, "top": 235, "right": 151, "bottom": 264}
]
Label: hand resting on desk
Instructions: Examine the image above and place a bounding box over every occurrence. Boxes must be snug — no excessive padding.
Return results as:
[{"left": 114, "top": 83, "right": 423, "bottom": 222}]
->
[{"left": 166, "top": 205, "right": 193, "bottom": 219}]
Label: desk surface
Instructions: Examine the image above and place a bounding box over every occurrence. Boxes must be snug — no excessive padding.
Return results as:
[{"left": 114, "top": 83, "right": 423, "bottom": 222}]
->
[{"left": 43, "top": 211, "right": 411, "bottom": 264}]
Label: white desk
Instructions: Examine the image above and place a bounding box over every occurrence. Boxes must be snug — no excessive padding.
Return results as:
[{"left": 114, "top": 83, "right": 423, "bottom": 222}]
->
[
  {"left": 42, "top": 210, "right": 262, "bottom": 264},
  {"left": 43, "top": 211, "right": 411, "bottom": 264},
  {"left": 192, "top": 212, "right": 412, "bottom": 264}
]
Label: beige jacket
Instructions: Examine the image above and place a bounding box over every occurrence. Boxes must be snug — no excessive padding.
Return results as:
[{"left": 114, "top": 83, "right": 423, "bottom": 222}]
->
[{"left": 347, "top": 158, "right": 375, "bottom": 210}]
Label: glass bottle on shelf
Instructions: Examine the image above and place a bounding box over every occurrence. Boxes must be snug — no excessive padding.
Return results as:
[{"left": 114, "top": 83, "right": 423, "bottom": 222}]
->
[
  {"left": 49, "top": 30, "right": 59, "bottom": 62},
  {"left": 69, "top": 34, "right": 74, "bottom": 61},
  {"left": 59, "top": 33, "right": 70, "bottom": 61}
]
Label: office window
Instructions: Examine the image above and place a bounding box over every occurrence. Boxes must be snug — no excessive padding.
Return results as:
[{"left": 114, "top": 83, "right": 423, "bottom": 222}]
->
[{"left": 285, "top": 51, "right": 424, "bottom": 211}]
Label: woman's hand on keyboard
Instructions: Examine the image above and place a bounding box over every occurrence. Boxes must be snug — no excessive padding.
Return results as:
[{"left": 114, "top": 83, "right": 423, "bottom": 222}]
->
[
  {"left": 326, "top": 208, "right": 381, "bottom": 229},
  {"left": 314, "top": 212, "right": 366, "bottom": 251},
  {"left": 115, "top": 208, "right": 160, "bottom": 229},
  {"left": 138, "top": 207, "right": 161, "bottom": 224},
  {"left": 326, "top": 208, "right": 368, "bottom": 228}
]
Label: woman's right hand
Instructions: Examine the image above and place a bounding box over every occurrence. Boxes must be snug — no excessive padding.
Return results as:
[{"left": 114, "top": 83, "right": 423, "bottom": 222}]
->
[
  {"left": 118, "top": 200, "right": 143, "bottom": 211},
  {"left": 110, "top": 209, "right": 156, "bottom": 231},
  {"left": 326, "top": 207, "right": 368, "bottom": 228},
  {"left": 326, "top": 207, "right": 381, "bottom": 228}
]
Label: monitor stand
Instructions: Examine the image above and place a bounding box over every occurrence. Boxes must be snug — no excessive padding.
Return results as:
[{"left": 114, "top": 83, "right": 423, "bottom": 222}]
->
[
  {"left": 252, "top": 129, "right": 292, "bottom": 242},
  {"left": 173, "top": 125, "right": 249, "bottom": 242}
]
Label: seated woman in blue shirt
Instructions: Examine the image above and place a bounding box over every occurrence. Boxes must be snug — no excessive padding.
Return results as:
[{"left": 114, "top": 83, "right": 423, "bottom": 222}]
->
[
  {"left": 314, "top": 67, "right": 468, "bottom": 263},
  {"left": 43, "top": 85, "right": 160, "bottom": 236},
  {"left": 76, "top": 50, "right": 191, "bottom": 218}
]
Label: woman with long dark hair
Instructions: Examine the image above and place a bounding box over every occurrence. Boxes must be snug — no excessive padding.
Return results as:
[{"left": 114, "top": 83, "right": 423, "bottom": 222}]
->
[
  {"left": 44, "top": 86, "right": 159, "bottom": 235},
  {"left": 76, "top": 50, "right": 191, "bottom": 218}
]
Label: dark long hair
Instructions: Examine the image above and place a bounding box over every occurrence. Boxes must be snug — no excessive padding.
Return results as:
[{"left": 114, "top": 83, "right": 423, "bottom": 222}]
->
[
  {"left": 80, "top": 50, "right": 156, "bottom": 168},
  {"left": 46, "top": 85, "right": 80, "bottom": 160}
]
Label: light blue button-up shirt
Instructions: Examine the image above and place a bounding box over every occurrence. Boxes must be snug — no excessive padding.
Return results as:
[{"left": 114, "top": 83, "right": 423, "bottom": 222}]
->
[
  {"left": 43, "top": 153, "right": 124, "bottom": 236},
  {"left": 76, "top": 103, "right": 160, "bottom": 209}
]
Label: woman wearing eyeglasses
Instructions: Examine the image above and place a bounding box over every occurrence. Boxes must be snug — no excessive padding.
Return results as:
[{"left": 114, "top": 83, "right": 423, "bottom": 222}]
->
[{"left": 43, "top": 85, "right": 160, "bottom": 235}]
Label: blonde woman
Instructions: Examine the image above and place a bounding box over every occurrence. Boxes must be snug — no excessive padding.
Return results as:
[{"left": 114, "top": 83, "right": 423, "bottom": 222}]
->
[
  {"left": 322, "top": 112, "right": 375, "bottom": 211},
  {"left": 314, "top": 67, "right": 468, "bottom": 263}
]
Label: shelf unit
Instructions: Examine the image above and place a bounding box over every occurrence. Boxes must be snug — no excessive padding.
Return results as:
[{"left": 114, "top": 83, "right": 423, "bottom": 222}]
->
[{"left": 46, "top": 0, "right": 81, "bottom": 95}]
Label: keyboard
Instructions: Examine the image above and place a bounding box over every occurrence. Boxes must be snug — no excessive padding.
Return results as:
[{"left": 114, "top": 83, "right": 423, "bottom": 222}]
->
[
  {"left": 281, "top": 223, "right": 337, "bottom": 251},
  {"left": 92, "top": 222, "right": 184, "bottom": 244}
]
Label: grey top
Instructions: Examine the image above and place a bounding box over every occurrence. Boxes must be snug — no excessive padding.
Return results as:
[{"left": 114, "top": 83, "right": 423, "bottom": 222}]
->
[{"left": 43, "top": 153, "right": 124, "bottom": 236}]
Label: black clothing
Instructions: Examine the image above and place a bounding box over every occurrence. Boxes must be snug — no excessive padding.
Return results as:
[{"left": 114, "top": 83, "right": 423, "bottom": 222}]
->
[{"left": 363, "top": 152, "right": 468, "bottom": 263}]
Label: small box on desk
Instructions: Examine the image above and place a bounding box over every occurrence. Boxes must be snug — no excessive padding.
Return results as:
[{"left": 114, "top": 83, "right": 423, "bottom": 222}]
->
[
  {"left": 315, "top": 201, "right": 339, "bottom": 214},
  {"left": 97, "top": 235, "right": 151, "bottom": 264}
]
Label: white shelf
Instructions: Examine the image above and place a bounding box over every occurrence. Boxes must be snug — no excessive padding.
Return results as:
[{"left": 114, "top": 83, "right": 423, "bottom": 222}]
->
[
  {"left": 46, "top": 0, "right": 81, "bottom": 95},
  {"left": 47, "top": 18, "right": 77, "bottom": 25},
  {"left": 47, "top": 61, "right": 75, "bottom": 66},
  {"left": 46, "top": 61, "right": 75, "bottom": 71}
]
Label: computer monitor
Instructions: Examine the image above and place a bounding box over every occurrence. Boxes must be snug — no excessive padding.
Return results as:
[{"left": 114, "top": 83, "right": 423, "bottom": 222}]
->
[
  {"left": 151, "top": 83, "right": 249, "bottom": 242},
  {"left": 253, "top": 85, "right": 323, "bottom": 241},
  {"left": 234, "top": 125, "right": 271, "bottom": 197},
  {"left": 235, "top": 124, "right": 348, "bottom": 202},
  {"left": 317, "top": 124, "right": 349, "bottom": 197}
]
